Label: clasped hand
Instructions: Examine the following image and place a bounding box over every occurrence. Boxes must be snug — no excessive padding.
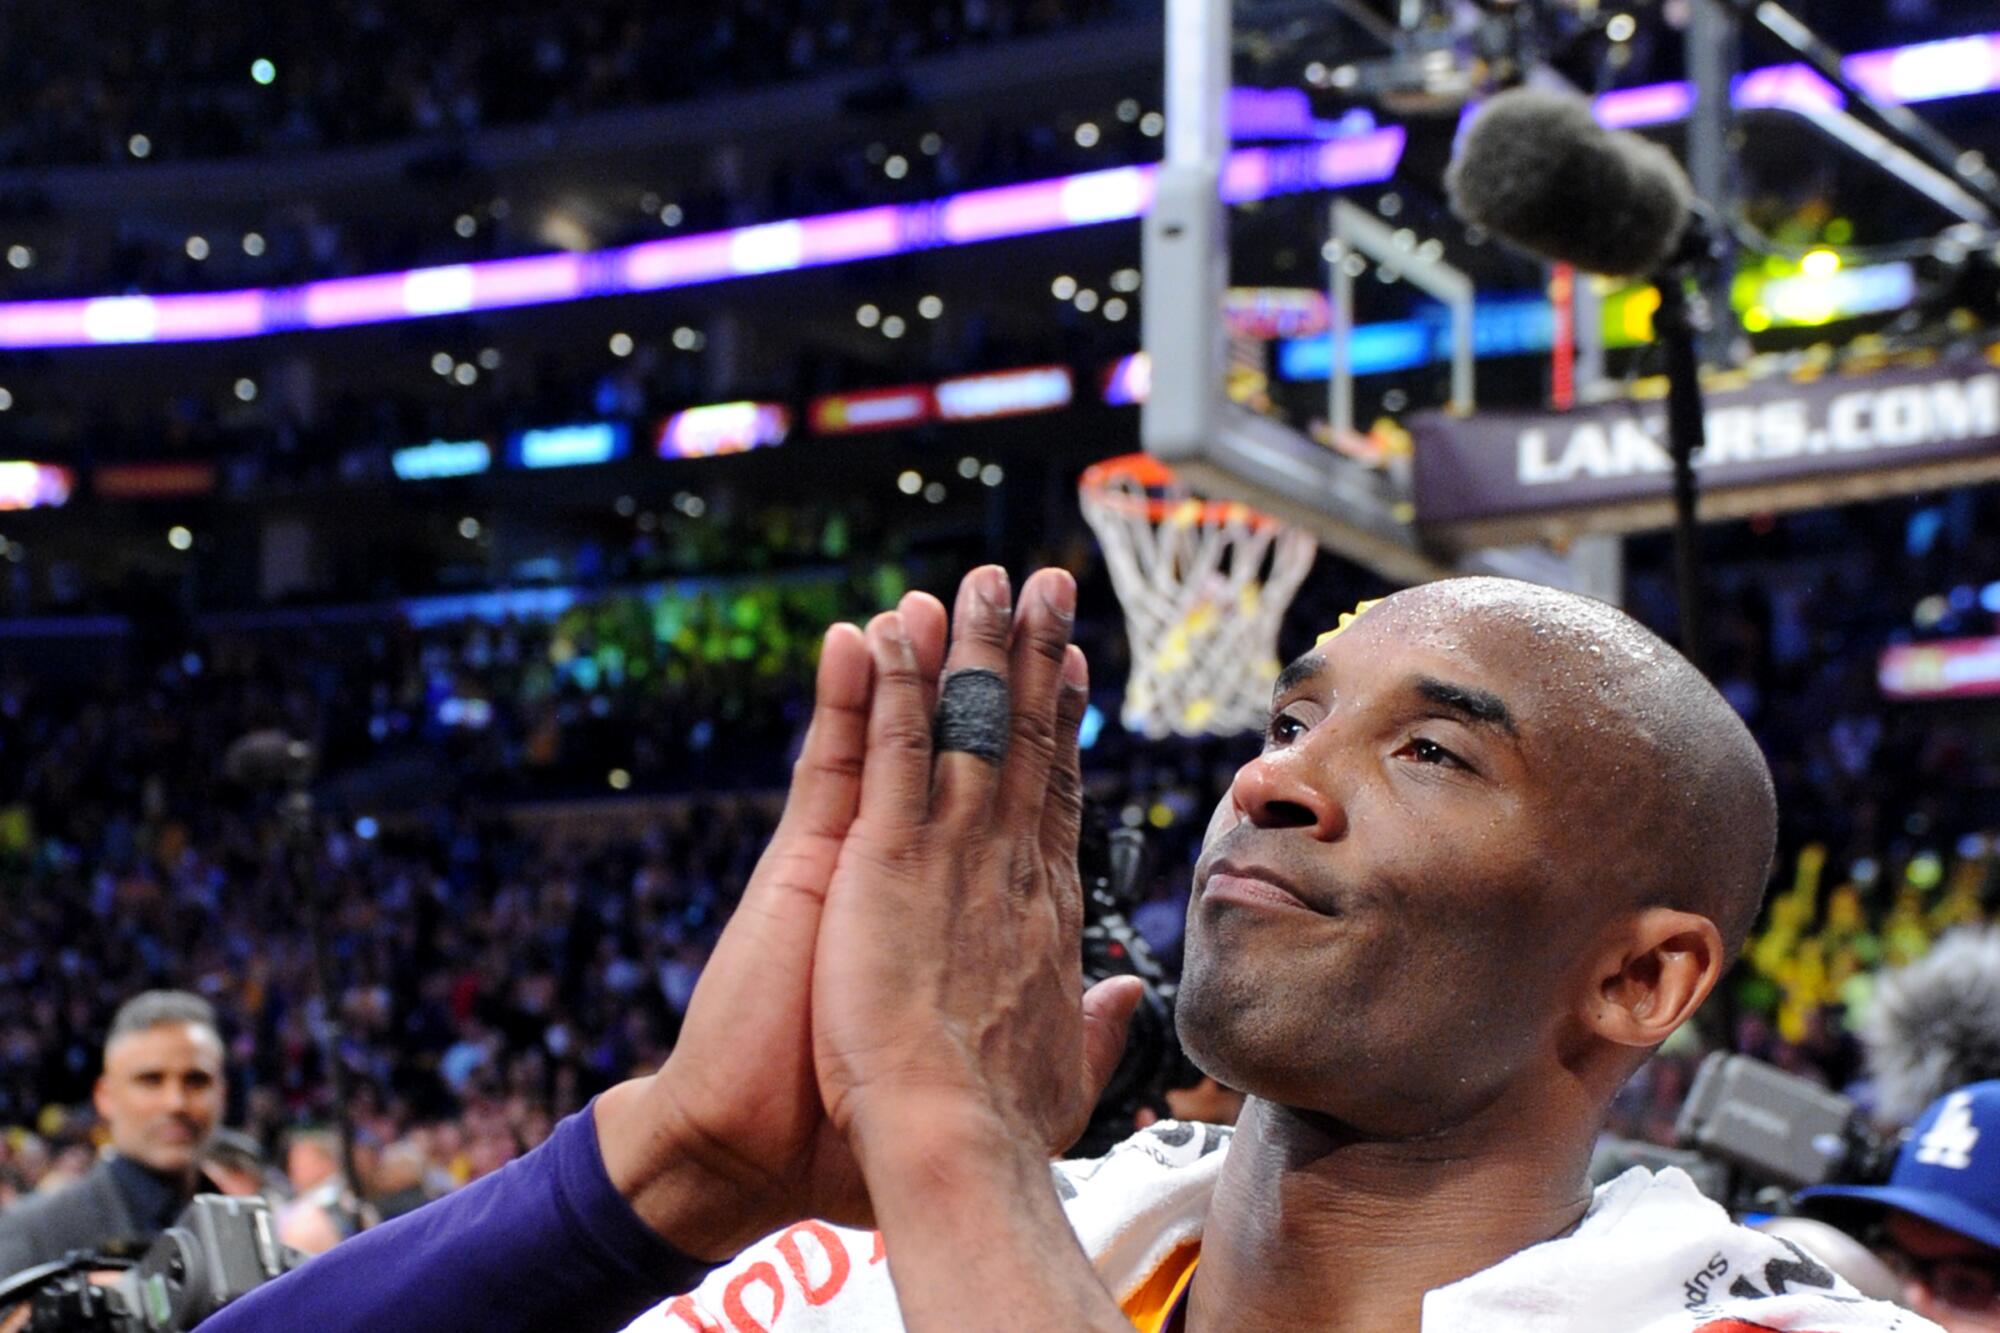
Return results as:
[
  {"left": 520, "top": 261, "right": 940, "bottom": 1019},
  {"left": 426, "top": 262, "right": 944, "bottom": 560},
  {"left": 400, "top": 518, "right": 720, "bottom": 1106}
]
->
[{"left": 597, "top": 567, "right": 1145, "bottom": 1260}]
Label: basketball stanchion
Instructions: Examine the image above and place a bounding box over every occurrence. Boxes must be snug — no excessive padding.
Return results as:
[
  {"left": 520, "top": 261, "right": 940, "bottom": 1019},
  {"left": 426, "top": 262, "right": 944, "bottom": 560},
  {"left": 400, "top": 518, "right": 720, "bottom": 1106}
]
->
[{"left": 1079, "top": 453, "right": 1317, "bottom": 740}]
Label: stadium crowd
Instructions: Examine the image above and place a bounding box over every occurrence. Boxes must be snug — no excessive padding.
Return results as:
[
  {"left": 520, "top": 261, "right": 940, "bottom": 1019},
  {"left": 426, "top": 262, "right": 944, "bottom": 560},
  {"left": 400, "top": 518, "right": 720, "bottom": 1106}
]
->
[
  {"left": 0, "top": 494, "right": 1994, "bottom": 1225},
  {"left": 0, "top": 0, "right": 1127, "bottom": 169}
]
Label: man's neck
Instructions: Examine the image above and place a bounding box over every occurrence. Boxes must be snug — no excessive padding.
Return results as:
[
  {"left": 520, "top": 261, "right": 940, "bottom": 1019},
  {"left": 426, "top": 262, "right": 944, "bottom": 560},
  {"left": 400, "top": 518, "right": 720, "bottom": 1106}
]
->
[
  {"left": 1186, "top": 1095, "right": 1596, "bottom": 1333},
  {"left": 107, "top": 1152, "right": 202, "bottom": 1235}
]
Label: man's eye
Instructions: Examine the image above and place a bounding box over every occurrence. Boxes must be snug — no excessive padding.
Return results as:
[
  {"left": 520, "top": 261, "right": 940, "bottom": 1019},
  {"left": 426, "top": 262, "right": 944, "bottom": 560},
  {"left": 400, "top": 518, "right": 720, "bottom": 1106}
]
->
[
  {"left": 1403, "top": 737, "right": 1460, "bottom": 767},
  {"left": 1265, "top": 713, "right": 1307, "bottom": 746}
]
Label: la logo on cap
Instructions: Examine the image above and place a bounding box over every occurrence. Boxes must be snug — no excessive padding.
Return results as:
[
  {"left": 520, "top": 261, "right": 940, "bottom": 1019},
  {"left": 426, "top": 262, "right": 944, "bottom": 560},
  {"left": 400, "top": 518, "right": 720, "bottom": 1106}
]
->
[{"left": 1914, "top": 1090, "right": 1982, "bottom": 1171}]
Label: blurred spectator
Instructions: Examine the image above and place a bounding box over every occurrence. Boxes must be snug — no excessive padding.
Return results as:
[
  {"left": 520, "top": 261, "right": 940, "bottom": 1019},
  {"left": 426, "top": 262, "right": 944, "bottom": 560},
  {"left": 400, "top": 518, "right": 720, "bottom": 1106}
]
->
[
  {"left": 368, "top": 1139, "right": 435, "bottom": 1222},
  {"left": 0, "top": 991, "right": 224, "bottom": 1275},
  {"left": 1798, "top": 1081, "right": 2000, "bottom": 1332},
  {"left": 201, "top": 1127, "right": 276, "bottom": 1200},
  {"left": 275, "top": 1128, "right": 373, "bottom": 1256}
]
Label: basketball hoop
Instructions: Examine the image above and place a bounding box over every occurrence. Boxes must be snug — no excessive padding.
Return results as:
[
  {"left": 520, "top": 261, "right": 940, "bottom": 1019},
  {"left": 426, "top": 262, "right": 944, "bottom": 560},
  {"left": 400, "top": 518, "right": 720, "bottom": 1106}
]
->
[{"left": 1079, "top": 453, "right": 1317, "bottom": 740}]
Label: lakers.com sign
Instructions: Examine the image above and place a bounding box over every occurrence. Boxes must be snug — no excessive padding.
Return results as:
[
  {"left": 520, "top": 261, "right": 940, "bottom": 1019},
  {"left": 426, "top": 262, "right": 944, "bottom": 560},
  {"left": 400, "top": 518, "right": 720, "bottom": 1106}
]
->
[{"left": 1411, "top": 359, "right": 2000, "bottom": 544}]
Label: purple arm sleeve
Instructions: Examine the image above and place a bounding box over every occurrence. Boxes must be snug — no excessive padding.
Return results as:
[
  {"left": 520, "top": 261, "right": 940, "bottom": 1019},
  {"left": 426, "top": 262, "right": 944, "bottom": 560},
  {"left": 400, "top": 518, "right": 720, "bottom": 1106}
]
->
[{"left": 202, "top": 1101, "right": 718, "bottom": 1333}]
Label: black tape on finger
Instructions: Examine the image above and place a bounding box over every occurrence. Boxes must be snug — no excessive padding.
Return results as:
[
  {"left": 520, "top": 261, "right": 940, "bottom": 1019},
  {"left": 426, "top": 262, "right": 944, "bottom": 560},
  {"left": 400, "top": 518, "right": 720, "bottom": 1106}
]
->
[{"left": 933, "top": 668, "right": 1009, "bottom": 764}]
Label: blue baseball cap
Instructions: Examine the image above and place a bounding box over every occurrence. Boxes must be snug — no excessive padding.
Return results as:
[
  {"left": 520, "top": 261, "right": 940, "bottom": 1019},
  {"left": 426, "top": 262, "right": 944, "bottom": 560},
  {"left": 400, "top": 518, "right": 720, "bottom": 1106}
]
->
[{"left": 1797, "top": 1080, "right": 2000, "bottom": 1251}]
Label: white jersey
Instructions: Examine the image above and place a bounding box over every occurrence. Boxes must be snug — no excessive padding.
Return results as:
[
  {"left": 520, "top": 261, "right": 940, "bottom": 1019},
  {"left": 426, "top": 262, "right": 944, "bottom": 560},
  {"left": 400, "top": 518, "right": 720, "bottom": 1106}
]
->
[{"left": 623, "top": 1121, "right": 1939, "bottom": 1332}]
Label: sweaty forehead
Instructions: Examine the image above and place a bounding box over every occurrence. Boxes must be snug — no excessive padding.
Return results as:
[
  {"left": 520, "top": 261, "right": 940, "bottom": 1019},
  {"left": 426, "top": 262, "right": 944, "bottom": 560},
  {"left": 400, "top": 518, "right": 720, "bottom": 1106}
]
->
[
  {"left": 1306, "top": 578, "right": 1675, "bottom": 741},
  {"left": 1368, "top": 578, "right": 1653, "bottom": 655}
]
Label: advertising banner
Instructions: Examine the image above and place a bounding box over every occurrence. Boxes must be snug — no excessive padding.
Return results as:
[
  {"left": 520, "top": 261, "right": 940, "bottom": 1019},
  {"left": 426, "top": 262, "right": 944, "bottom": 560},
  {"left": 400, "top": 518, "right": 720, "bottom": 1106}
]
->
[
  {"left": 1879, "top": 636, "right": 2000, "bottom": 701},
  {"left": 1412, "top": 358, "right": 2000, "bottom": 542}
]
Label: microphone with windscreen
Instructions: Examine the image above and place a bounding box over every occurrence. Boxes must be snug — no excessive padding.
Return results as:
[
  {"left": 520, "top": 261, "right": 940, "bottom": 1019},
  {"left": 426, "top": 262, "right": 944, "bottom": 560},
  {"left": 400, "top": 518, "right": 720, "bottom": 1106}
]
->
[
  {"left": 1863, "top": 925, "right": 2000, "bottom": 1128},
  {"left": 1445, "top": 85, "right": 1721, "bottom": 672},
  {"left": 1445, "top": 87, "right": 1702, "bottom": 279}
]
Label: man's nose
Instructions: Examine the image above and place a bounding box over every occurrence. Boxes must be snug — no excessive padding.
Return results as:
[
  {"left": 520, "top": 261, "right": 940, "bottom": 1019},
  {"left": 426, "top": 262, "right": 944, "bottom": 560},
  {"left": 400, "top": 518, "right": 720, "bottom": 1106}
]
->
[{"left": 1227, "top": 740, "right": 1348, "bottom": 840}]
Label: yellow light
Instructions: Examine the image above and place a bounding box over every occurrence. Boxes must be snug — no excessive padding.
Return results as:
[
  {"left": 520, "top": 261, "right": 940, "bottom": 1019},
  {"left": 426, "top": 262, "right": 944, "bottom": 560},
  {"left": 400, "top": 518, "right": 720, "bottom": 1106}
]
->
[
  {"left": 1742, "top": 306, "right": 1773, "bottom": 333},
  {"left": 1800, "top": 248, "right": 1842, "bottom": 280},
  {"left": 1619, "top": 285, "right": 1661, "bottom": 344},
  {"left": 1147, "top": 802, "right": 1175, "bottom": 829}
]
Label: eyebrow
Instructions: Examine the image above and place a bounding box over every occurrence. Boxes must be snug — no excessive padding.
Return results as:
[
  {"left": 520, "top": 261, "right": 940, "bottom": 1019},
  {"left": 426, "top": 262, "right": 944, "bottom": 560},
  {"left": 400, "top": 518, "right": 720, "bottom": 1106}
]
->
[
  {"left": 1272, "top": 654, "right": 1326, "bottom": 699},
  {"left": 1412, "top": 676, "right": 1518, "bottom": 735}
]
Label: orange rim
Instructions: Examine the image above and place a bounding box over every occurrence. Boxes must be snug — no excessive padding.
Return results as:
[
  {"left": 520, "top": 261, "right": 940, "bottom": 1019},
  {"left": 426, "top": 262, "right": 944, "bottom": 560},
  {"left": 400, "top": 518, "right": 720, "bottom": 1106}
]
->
[{"left": 1078, "top": 453, "right": 1279, "bottom": 528}]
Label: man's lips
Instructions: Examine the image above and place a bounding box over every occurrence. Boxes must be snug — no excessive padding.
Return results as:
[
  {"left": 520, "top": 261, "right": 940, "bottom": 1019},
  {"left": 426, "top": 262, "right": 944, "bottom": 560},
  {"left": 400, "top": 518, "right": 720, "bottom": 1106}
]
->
[{"left": 1198, "top": 861, "right": 1327, "bottom": 916}]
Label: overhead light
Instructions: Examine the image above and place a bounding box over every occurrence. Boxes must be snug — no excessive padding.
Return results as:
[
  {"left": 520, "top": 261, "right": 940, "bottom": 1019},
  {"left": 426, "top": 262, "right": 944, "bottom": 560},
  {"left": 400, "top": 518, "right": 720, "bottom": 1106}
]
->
[
  {"left": 1116, "top": 99, "right": 1141, "bottom": 123},
  {"left": 897, "top": 470, "right": 923, "bottom": 495},
  {"left": 1606, "top": 13, "right": 1638, "bottom": 43},
  {"left": 1052, "top": 275, "right": 1078, "bottom": 300},
  {"left": 608, "top": 768, "right": 632, "bottom": 791},
  {"left": 885, "top": 154, "right": 909, "bottom": 180},
  {"left": 856, "top": 303, "right": 881, "bottom": 328},
  {"left": 242, "top": 232, "right": 266, "bottom": 256},
  {"left": 608, "top": 331, "right": 634, "bottom": 357},
  {"left": 477, "top": 347, "right": 502, "bottom": 370},
  {"left": 128, "top": 134, "right": 152, "bottom": 159},
  {"left": 923, "top": 482, "right": 946, "bottom": 503},
  {"left": 5, "top": 246, "right": 30, "bottom": 270},
  {"left": 233, "top": 378, "right": 258, "bottom": 402},
  {"left": 672, "top": 326, "right": 702, "bottom": 350},
  {"left": 1075, "top": 122, "right": 1101, "bottom": 148},
  {"left": 458, "top": 516, "right": 482, "bottom": 539},
  {"left": 958, "top": 456, "right": 981, "bottom": 479},
  {"left": 167, "top": 526, "right": 194, "bottom": 551},
  {"left": 919, "top": 132, "right": 944, "bottom": 155},
  {"left": 454, "top": 214, "right": 478, "bottom": 238},
  {"left": 1074, "top": 288, "right": 1100, "bottom": 313},
  {"left": 251, "top": 58, "right": 277, "bottom": 84},
  {"left": 881, "top": 315, "right": 907, "bottom": 338},
  {"left": 616, "top": 495, "right": 637, "bottom": 517},
  {"left": 1801, "top": 248, "right": 1843, "bottom": 279},
  {"left": 659, "top": 203, "right": 684, "bottom": 227},
  {"left": 431, "top": 351, "right": 454, "bottom": 376},
  {"left": 980, "top": 463, "right": 1004, "bottom": 486},
  {"left": 185, "top": 236, "right": 210, "bottom": 261},
  {"left": 0, "top": 388, "right": 12, "bottom": 411},
  {"left": 1139, "top": 112, "right": 1164, "bottom": 137},
  {"left": 453, "top": 362, "right": 478, "bottom": 385},
  {"left": 1111, "top": 268, "right": 1141, "bottom": 292},
  {"left": 1104, "top": 297, "right": 1128, "bottom": 321},
  {"left": 918, "top": 294, "right": 944, "bottom": 319}
]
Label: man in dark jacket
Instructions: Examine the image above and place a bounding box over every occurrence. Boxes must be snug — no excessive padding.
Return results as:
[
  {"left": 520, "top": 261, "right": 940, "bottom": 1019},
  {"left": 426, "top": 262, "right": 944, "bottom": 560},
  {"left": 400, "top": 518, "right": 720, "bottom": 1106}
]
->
[{"left": 0, "top": 991, "right": 226, "bottom": 1280}]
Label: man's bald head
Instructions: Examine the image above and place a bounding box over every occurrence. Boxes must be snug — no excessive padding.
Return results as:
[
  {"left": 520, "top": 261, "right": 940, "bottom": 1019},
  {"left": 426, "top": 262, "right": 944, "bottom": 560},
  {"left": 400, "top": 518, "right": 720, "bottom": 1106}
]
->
[
  {"left": 1182, "top": 574, "right": 1776, "bottom": 1130},
  {"left": 1355, "top": 577, "right": 1777, "bottom": 956}
]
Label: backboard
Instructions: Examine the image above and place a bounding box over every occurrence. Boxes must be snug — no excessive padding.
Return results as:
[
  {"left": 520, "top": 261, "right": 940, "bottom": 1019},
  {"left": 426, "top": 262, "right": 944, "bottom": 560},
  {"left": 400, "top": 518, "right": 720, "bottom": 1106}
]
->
[{"left": 1141, "top": 0, "right": 1626, "bottom": 600}]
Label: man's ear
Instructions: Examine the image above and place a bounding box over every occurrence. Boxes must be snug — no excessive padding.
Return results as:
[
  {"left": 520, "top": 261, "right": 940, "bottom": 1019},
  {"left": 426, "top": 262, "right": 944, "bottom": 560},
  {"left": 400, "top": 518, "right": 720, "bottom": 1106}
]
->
[{"left": 1582, "top": 908, "right": 1725, "bottom": 1050}]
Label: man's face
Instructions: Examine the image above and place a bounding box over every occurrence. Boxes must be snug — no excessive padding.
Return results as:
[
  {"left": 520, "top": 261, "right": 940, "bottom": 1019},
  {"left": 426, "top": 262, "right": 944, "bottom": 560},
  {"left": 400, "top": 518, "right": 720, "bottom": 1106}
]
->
[
  {"left": 1885, "top": 1211, "right": 2000, "bottom": 1333},
  {"left": 1176, "top": 598, "right": 1638, "bottom": 1135},
  {"left": 94, "top": 1023, "right": 224, "bottom": 1174}
]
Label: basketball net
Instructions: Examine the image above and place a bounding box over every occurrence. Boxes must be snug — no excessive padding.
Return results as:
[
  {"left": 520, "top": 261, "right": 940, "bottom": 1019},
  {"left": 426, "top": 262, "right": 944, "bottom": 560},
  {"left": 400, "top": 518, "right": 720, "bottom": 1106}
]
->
[{"left": 1079, "top": 454, "right": 1316, "bottom": 739}]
